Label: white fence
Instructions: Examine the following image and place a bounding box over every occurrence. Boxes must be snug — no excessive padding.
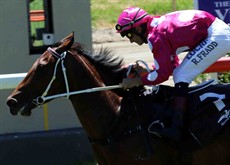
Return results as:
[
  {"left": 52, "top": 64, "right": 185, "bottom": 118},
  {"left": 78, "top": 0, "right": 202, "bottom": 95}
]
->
[{"left": 0, "top": 73, "right": 27, "bottom": 90}]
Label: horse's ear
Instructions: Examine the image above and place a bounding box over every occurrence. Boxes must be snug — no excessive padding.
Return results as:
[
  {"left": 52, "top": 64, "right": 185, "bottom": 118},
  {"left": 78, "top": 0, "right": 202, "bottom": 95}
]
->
[
  {"left": 62, "top": 32, "right": 74, "bottom": 43},
  {"left": 56, "top": 32, "right": 74, "bottom": 54}
]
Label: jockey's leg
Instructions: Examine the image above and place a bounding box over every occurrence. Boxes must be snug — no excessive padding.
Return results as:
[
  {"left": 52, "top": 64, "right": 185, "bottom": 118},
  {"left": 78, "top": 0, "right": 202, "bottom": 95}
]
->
[
  {"left": 170, "top": 18, "right": 230, "bottom": 141},
  {"left": 167, "top": 18, "right": 230, "bottom": 141}
]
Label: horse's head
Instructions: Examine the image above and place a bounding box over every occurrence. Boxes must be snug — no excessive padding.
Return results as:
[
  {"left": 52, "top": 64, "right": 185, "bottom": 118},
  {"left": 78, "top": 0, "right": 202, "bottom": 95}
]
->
[{"left": 6, "top": 33, "right": 74, "bottom": 116}]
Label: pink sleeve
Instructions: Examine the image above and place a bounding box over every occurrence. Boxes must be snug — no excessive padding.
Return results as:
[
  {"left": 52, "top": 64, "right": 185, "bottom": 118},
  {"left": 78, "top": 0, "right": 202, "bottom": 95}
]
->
[{"left": 141, "top": 34, "right": 176, "bottom": 85}]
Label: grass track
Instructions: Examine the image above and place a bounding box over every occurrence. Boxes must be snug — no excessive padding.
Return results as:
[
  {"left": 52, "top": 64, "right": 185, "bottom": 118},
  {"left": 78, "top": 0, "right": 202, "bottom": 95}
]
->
[{"left": 91, "top": 0, "right": 193, "bottom": 28}]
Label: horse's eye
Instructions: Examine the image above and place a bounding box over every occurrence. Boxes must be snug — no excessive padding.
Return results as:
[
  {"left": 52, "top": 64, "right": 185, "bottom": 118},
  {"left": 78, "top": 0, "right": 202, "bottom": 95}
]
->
[
  {"left": 37, "top": 57, "right": 49, "bottom": 69},
  {"left": 40, "top": 57, "right": 49, "bottom": 65}
]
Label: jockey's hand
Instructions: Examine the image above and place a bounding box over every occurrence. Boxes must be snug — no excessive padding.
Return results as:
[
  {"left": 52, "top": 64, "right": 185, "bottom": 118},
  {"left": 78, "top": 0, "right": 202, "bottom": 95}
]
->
[
  {"left": 120, "top": 77, "right": 143, "bottom": 90},
  {"left": 134, "top": 64, "right": 147, "bottom": 74},
  {"left": 128, "top": 64, "right": 149, "bottom": 78}
]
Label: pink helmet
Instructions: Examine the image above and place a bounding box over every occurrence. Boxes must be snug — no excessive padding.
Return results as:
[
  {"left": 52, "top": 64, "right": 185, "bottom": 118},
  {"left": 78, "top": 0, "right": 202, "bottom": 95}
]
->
[{"left": 116, "top": 7, "right": 149, "bottom": 35}]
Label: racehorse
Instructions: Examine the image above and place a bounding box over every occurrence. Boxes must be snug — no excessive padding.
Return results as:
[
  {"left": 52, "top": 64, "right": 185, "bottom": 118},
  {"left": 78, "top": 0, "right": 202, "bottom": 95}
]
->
[{"left": 6, "top": 33, "right": 230, "bottom": 165}]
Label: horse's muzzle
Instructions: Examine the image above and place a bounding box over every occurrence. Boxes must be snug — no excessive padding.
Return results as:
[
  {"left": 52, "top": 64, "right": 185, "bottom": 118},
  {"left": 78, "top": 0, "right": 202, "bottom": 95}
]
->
[{"left": 6, "top": 98, "right": 19, "bottom": 115}]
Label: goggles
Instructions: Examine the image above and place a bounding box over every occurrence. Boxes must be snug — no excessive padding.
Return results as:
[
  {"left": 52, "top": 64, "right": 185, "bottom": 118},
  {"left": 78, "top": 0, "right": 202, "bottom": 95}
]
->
[
  {"left": 125, "top": 32, "right": 133, "bottom": 39},
  {"left": 120, "top": 30, "right": 133, "bottom": 39}
]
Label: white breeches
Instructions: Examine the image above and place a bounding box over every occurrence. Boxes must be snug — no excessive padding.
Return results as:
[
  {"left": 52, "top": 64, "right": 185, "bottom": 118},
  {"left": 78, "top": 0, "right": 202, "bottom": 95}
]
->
[{"left": 173, "top": 18, "right": 230, "bottom": 84}]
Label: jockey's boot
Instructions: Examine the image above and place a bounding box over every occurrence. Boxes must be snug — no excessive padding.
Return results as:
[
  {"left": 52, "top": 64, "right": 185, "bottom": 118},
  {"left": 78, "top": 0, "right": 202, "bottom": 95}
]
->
[
  {"left": 158, "top": 96, "right": 187, "bottom": 141},
  {"left": 148, "top": 82, "right": 188, "bottom": 141}
]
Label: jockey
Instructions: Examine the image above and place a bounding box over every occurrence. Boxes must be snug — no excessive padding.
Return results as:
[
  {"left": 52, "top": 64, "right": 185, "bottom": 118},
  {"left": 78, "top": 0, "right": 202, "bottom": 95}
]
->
[{"left": 116, "top": 7, "right": 230, "bottom": 141}]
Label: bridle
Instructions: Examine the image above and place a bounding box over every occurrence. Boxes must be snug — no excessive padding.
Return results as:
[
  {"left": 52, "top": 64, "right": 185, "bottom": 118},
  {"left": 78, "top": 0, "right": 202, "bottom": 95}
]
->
[
  {"left": 33, "top": 47, "right": 122, "bottom": 106},
  {"left": 33, "top": 47, "right": 69, "bottom": 106}
]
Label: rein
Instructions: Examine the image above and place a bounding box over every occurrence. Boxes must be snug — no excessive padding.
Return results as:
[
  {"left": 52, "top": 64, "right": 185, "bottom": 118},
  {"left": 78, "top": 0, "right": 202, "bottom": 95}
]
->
[{"left": 33, "top": 47, "right": 122, "bottom": 106}]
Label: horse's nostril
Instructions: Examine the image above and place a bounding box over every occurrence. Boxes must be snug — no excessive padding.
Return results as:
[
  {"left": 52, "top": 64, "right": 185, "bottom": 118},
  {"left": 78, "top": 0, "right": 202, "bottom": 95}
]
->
[{"left": 6, "top": 98, "right": 18, "bottom": 107}]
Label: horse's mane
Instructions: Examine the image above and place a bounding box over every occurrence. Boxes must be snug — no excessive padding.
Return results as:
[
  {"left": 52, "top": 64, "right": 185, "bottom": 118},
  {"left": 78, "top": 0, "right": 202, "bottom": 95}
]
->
[{"left": 70, "top": 42, "right": 126, "bottom": 86}]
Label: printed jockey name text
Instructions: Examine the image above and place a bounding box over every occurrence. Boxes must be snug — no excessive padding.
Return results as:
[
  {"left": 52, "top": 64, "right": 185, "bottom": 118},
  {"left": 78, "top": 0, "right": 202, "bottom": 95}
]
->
[{"left": 187, "top": 39, "right": 218, "bottom": 65}]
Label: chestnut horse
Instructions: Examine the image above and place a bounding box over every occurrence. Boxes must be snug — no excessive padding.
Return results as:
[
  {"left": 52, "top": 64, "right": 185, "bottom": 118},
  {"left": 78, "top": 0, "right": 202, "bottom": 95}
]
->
[{"left": 7, "top": 33, "right": 230, "bottom": 165}]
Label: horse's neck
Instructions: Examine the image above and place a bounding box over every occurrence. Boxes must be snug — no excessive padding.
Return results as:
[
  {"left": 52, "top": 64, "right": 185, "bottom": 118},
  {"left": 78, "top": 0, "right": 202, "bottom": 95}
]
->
[{"left": 67, "top": 53, "right": 121, "bottom": 139}]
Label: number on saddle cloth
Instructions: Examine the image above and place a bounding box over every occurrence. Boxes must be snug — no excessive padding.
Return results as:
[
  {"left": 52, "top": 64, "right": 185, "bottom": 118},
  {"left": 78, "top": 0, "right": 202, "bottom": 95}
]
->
[{"left": 187, "top": 80, "right": 230, "bottom": 145}]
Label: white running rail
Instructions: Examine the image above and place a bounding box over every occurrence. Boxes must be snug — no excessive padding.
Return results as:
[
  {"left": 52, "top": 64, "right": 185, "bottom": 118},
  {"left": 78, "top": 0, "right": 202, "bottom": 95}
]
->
[{"left": 0, "top": 73, "right": 27, "bottom": 90}]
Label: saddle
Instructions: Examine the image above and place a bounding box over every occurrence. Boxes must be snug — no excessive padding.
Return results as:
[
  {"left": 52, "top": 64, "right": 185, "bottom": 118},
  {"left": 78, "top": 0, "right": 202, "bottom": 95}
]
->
[{"left": 121, "top": 80, "right": 230, "bottom": 151}]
